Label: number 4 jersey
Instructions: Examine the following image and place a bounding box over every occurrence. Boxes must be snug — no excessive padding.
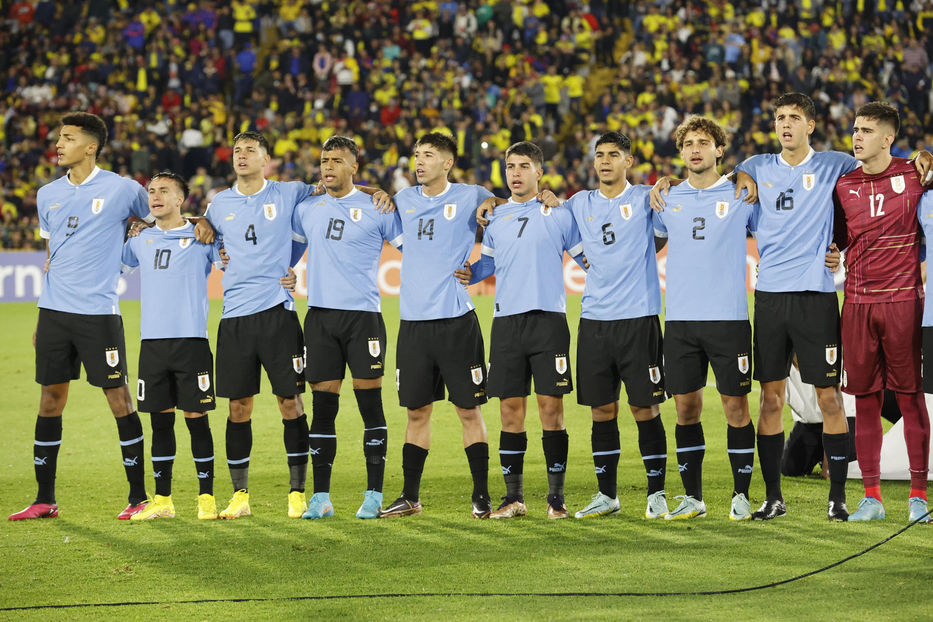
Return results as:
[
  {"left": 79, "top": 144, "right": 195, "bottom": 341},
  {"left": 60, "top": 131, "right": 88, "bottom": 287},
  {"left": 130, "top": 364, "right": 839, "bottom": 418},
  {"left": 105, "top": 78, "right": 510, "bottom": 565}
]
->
[{"left": 835, "top": 157, "right": 925, "bottom": 304}]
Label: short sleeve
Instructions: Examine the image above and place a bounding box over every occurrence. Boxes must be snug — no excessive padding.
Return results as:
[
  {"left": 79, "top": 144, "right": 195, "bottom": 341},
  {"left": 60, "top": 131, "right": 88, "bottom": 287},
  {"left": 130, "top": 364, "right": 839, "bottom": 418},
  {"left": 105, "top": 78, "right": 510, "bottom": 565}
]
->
[
  {"left": 130, "top": 180, "right": 152, "bottom": 222},
  {"left": 121, "top": 238, "right": 139, "bottom": 272},
  {"left": 562, "top": 211, "right": 583, "bottom": 256},
  {"left": 291, "top": 203, "right": 307, "bottom": 244},
  {"left": 382, "top": 210, "right": 403, "bottom": 248},
  {"left": 481, "top": 225, "right": 495, "bottom": 257},
  {"left": 652, "top": 210, "right": 668, "bottom": 237}
]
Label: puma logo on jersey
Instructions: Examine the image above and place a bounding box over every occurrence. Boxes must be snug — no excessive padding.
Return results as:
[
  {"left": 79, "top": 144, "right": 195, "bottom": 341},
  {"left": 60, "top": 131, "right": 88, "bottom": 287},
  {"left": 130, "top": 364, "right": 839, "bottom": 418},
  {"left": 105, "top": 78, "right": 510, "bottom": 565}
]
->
[{"left": 848, "top": 188, "right": 861, "bottom": 198}]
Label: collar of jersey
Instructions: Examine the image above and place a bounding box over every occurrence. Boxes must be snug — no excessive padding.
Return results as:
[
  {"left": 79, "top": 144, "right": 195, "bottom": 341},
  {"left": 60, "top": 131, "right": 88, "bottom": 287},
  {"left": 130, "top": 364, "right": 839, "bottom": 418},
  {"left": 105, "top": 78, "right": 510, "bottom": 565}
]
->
[
  {"left": 683, "top": 175, "right": 730, "bottom": 190},
  {"left": 64, "top": 166, "right": 102, "bottom": 186},
  {"left": 233, "top": 178, "right": 268, "bottom": 196},
  {"left": 329, "top": 186, "right": 360, "bottom": 200},
  {"left": 154, "top": 221, "right": 193, "bottom": 233},
  {"left": 778, "top": 147, "right": 816, "bottom": 167},
  {"left": 419, "top": 181, "right": 452, "bottom": 199},
  {"left": 597, "top": 181, "right": 631, "bottom": 200},
  {"left": 505, "top": 196, "right": 541, "bottom": 208}
]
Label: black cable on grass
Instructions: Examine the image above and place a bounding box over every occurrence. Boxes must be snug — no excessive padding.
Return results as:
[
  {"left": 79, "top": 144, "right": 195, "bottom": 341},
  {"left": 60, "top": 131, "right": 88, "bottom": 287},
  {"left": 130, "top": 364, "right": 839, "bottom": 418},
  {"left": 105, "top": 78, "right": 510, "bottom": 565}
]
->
[{"left": 2, "top": 511, "right": 929, "bottom": 611}]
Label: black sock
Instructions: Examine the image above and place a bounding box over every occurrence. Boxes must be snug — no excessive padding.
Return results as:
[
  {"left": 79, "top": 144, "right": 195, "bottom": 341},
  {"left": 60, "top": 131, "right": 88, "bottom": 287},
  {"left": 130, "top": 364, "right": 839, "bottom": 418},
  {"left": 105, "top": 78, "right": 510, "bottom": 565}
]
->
[
  {"left": 757, "top": 431, "right": 784, "bottom": 500},
  {"left": 284, "top": 414, "right": 309, "bottom": 493},
  {"left": 401, "top": 443, "right": 429, "bottom": 501},
  {"left": 356, "top": 388, "right": 387, "bottom": 493},
  {"left": 465, "top": 442, "right": 489, "bottom": 501},
  {"left": 636, "top": 415, "right": 667, "bottom": 495},
  {"left": 675, "top": 423, "right": 705, "bottom": 501},
  {"left": 542, "top": 429, "right": 568, "bottom": 497},
  {"left": 116, "top": 412, "right": 147, "bottom": 504},
  {"left": 185, "top": 415, "right": 214, "bottom": 496},
  {"left": 33, "top": 416, "right": 62, "bottom": 505},
  {"left": 727, "top": 422, "right": 755, "bottom": 497},
  {"left": 823, "top": 432, "right": 849, "bottom": 503},
  {"left": 310, "top": 391, "right": 338, "bottom": 494},
  {"left": 226, "top": 419, "right": 252, "bottom": 493},
  {"left": 499, "top": 431, "right": 527, "bottom": 501},
  {"left": 846, "top": 416, "right": 857, "bottom": 461},
  {"left": 591, "top": 418, "right": 620, "bottom": 498},
  {"left": 150, "top": 412, "right": 176, "bottom": 497}
]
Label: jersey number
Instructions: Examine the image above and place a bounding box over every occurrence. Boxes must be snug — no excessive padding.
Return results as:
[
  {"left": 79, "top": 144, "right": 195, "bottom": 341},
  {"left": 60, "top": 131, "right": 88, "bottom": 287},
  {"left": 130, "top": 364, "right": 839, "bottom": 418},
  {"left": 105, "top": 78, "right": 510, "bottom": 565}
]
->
[
  {"left": 601, "top": 223, "right": 615, "bottom": 245},
  {"left": 245, "top": 224, "right": 257, "bottom": 245},
  {"left": 66, "top": 215, "right": 79, "bottom": 237},
  {"left": 153, "top": 249, "right": 172, "bottom": 270},
  {"left": 516, "top": 217, "right": 529, "bottom": 238},
  {"left": 692, "top": 217, "right": 706, "bottom": 240},
  {"left": 776, "top": 189, "right": 794, "bottom": 211},
  {"left": 326, "top": 218, "right": 345, "bottom": 240},
  {"left": 418, "top": 218, "right": 435, "bottom": 240},
  {"left": 869, "top": 193, "right": 885, "bottom": 217}
]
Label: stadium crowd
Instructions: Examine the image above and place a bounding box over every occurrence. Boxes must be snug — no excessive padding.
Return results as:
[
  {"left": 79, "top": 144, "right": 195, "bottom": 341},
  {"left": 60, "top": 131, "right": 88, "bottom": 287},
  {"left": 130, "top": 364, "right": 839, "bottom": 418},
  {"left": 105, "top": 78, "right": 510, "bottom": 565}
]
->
[{"left": 3, "top": 0, "right": 933, "bottom": 249}]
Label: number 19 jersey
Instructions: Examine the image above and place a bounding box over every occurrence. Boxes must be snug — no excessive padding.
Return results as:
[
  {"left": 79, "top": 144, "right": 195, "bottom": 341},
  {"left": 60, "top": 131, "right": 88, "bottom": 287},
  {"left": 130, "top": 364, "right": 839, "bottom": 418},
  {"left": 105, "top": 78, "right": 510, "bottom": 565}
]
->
[{"left": 394, "top": 182, "right": 493, "bottom": 321}]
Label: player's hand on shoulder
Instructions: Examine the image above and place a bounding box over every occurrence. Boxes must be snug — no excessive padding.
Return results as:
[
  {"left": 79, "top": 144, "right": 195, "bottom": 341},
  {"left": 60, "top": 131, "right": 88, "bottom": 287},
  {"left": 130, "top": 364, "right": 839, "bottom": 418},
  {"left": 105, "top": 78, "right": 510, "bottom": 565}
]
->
[
  {"left": 825, "top": 243, "right": 841, "bottom": 272},
  {"left": 311, "top": 180, "right": 326, "bottom": 195},
  {"left": 219, "top": 245, "right": 230, "bottom": 268},
  {"left": 537, "top": 189, "right": 561, "bottom": 208},
  {"left": 280, "top": 266, "right": 297, "bottom": 292},
  {"left": 192, "top": 217, "right": 215, "bottom": 244},
  {"left": 371, "top": 189, "right": 396, "bottom": 213},
  {"left": 476, "top": 196, "right": 504, "bottom": 226},
  {"left": 454, "top": 261, "right": 472, "bottom": 286},
  {"left": 913, "top": 150, "right": 933, "bottom": 185},
  {"left": 127, "top": 218, "right": 154, "bottom": 238},
  {"left": 649, "top": 177, "right": 672, "bottom": 212},
  {"left": 734, "top": 170, "right": 758, "bottom": 204}
]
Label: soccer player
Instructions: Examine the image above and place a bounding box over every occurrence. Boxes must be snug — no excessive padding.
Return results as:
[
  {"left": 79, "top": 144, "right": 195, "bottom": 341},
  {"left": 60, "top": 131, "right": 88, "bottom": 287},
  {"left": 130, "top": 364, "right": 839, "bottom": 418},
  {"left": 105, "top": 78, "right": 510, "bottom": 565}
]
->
[
  {"left": 653, "top": 116, "right": 758, "bottom": 521},
  {"left": 291, "top": 136, "right": 402, "bottom": 520},
  {"left": 121, "top": 171, "right": 222, "bottom": 520},
  {"left": 378, "top": 132, "right": 493, "bottom": 519},
  {"left": 561, "top": 132, "right": 671, "bottom": 520},
  {"left": 834, "top": 102, "right": 930, "bottom": 522},
  {"left": 10, "top": 112, "right": 155, "bottom": 521},
  {"left": 467, "top": 141, "right": 584, "bottom": 520}
]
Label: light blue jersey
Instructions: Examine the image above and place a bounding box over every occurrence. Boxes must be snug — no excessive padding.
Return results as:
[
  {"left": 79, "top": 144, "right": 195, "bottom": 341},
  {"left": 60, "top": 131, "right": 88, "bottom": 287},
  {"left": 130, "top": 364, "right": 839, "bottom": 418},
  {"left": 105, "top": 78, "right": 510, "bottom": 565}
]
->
[
  {"left": 481, "top": 199, "right": 583, "bottom": 316},
  {"left": 918, "top": 193, "right": 933, "bottom": 326},
  {"left": 292, "top": 187, "right": 403, "bottom": 312},
  {"left": 395, "top": 182, "right": 493, "bottom": 321},
  {"left": 122, "top": 223, "right": 222, "bottom": 340},
  {"left": 566, "top": 184, "right": 662, "bottom": 320},
  {"left": 735, "top": 149, "right": 857, "bottom": 293},
  {"left": 205, "top": 179, "right": 312, "bottom": 318},
  {"left": 653, "top": 176, "right": 756, "bottom": 321},
  {"left": 37, "top": 167, "right": 150, "bottom": 315}
]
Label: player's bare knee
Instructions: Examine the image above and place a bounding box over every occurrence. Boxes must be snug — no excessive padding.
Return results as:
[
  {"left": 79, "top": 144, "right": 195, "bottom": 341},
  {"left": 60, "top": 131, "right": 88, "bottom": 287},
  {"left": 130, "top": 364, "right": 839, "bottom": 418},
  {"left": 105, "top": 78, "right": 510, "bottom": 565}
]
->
[
  {"left": 38, "top": 384, "right": 68, "bottom": 417},
  {"left": 592, "top": 402, "right": 618, "bottom": 421},
  {"left": 103, "top": 385, "right": 133, "bottom": 417},
  {"left": 229, "top": 397, "right": 254, "bottom": 422},
  {"left": 629, "top": 404, "right": 657, "bottom": 422},
  {"left": 674, "top": 392, "right": 703, "bottom": 424},
  {"left": 815, "top": 385, "right": 843, "bottom": 417},
  {"left": 351, "top": 377, "right": 381, "bottom": 390},
  {"left": 311, "top": 380, "right": 342, "bottom": 393},
  {"left": 721, "top": 395, "right": 751, "bottom": 427},
  {"left": 407, "top": 405, "right": 432, "bottom": 427},
  {"left": 276, "top": 394, "right": 302, "bottom": 420}
]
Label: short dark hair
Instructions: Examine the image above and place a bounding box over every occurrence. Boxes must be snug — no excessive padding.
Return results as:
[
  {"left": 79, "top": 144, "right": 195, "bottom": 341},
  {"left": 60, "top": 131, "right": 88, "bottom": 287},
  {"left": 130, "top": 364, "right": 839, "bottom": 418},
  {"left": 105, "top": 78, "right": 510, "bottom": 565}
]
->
[
  {"left": 233, "top": 130, "right": 270, "bottom": 153},
  {"left": 149, "top": 170, "right": 190, "bottom": 198},
  {"left": 674, "top": 115, "right": 728, "bottom": 151},
  {"left": 61, "top": 112, "right": 108, "bottom": 158},
  {"left": 595, "top": 131, "right": 632, "bottom": 153},
  {"left": 505, "top": 141, "right": 544, "bottom": 168},
  {"left": 415, "top": 132, "right": 457, "bottom": 157},
  {"left": 855, "top": 101, "right": 900, "bottom": 136},
  {"left": 773, "top": 92, "right": 817, "bottom": 121},
  {"left": 322, "top": 135, "right": 359, "bottom": 159}
]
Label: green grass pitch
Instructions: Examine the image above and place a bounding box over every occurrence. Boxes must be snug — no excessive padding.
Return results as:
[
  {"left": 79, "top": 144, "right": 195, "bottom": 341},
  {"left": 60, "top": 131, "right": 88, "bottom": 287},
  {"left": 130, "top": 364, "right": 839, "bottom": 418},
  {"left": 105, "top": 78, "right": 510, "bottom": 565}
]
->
[{"left": 0, "top": 296, "right": 931, "bottom": 620}]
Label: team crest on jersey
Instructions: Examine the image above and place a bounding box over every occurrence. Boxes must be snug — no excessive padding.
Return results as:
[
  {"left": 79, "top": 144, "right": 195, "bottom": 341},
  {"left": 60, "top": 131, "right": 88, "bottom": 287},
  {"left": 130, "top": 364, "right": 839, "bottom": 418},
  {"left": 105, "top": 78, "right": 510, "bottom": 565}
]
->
[
  {"left": 444, "top": 203, "right": 457, "bottom": 220},
  {"left": 891, "top": 175, "right": 906, "bottom": 194},
  {"left": 263, "top": 203, "right": 277, "bottom": 220},
  {"left": 197, "top": 373, "right": 211, "bottom": 392},
  {"left": 179, "top": 238, "right": 192, "bottom": 249},
  {"left": 292, "top": 355, "right": 304, "bottom": 374},
  {"left": 91, "top": 198, "right": 105, "bottom": 214},
  {"left": 470, "top": 365, "right": 484, "bottom": 385},
  {"left": 368, "top": 338, "right": 381, "bottom": 358},
  {"left": 826, "top": 346, "right": 838, "bottom": 365},
  {"left": 648, "top": 365, "right": 661, "bottom": 384},
  {"left": 105, "top": 347, "right": 120, "bottom": 368},
  {"left": 802, "top": 174, "right": 815, "bottom": 191},
  {"left": 555, "top": 355, "right": 568, "bottom": 374},
  {"left": 349, "top": 207, "right": 363, "bottom": 222},
  {"left": 620, "top": 203, "right": 633, "bottom": 221},
  {"left": 715, "top": 201, "right": 729, "bottom": 219},
  {"left": 540, "top": 204, "right": 552, "bottom": 216},
  {"left": 737, "top": 355, "right": 749, "bottom": 374}
]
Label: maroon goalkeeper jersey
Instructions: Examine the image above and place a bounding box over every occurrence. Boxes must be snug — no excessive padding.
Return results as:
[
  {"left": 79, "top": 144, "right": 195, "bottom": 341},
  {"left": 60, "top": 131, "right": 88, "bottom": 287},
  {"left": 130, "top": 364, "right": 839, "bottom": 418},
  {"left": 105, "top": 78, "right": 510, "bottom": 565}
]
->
[{"left": 835, "top": 157, "right": 925, "bottom": 303}]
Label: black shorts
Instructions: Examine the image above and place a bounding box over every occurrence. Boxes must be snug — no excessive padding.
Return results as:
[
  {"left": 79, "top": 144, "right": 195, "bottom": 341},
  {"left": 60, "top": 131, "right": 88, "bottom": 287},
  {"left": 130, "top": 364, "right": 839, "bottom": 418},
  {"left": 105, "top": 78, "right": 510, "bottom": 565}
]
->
[
  {"left": 663, "top": 320, "right": 752, "bottom": 396},
  {"left": 576, "top": 316, "right": 666, "bottom": 408},
  {"left": 304, "top": 307, "right": 387, "bottom": 382},
  {"left": 487, "top": 311, "right": 572, "bottom": 399},
  {"left": 216, "top": 304, "right": 305, "bottom": 399},
  {"left": 396, "top": 311, "right": 487, "bottom": 410},
  {"left": 137, "top": 338, "right": 216, "bottom": 413},
  {"left": 35, "top": 309, "right": 128, "bottom": 388},
  {"left": 754, "top": 290, "right": 841, "bottom": 386},
  {"left": 922, "top": 326, "right": 933, "bottom": 393}
]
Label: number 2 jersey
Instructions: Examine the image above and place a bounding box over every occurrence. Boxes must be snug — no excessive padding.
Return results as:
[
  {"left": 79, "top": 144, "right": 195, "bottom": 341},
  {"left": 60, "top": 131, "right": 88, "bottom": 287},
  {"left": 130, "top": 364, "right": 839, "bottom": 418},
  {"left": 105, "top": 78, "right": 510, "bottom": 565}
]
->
[
  {"left": 835, "top": 157, "right": 925, "bottom": 304},
  {"left": 292, "top": 187, "right": 403, "bottom": 312},
  {"left": 122, "top": 222, "right": 223, "bottom": 340},
  {"left": 205, "top": 179, "right": 312, "bottom": 318},
  {"left": 652, "top": 176, "right": 757, "bottom": 321},
  {"left": 37, "top": 167, "right": 150, "bottom": 315},
  {"left": 394, "top": 182, "right": 493, "bottom": 321}
]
